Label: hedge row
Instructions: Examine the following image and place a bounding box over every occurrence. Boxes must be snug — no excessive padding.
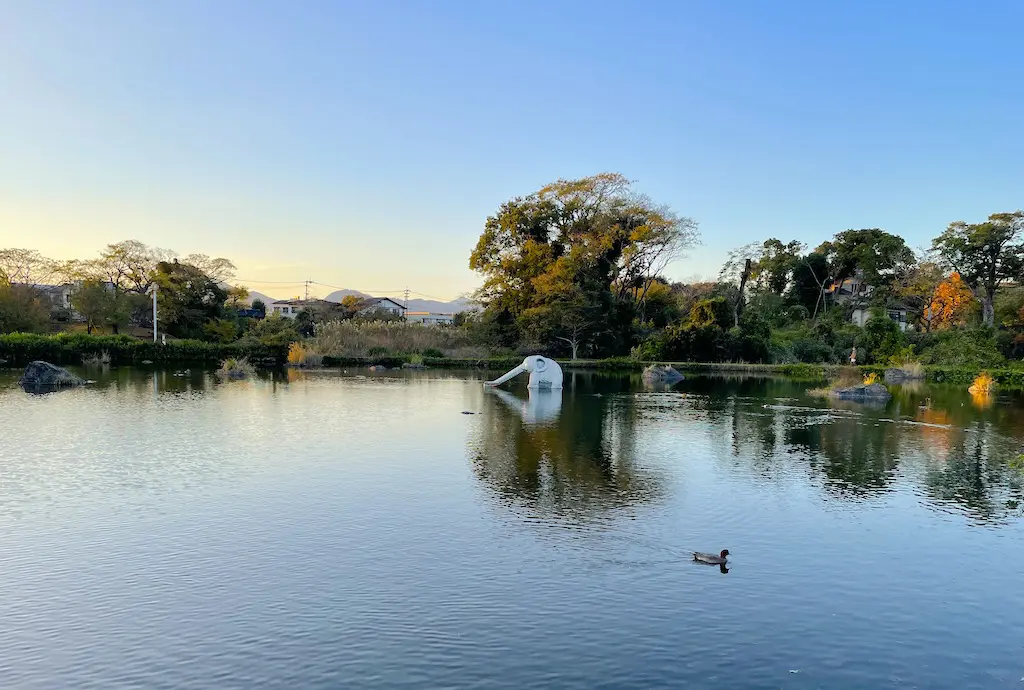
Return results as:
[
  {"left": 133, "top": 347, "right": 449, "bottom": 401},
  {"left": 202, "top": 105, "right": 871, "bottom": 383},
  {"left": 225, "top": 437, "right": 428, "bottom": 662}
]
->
[{"left": 0, "top": 333, "right": 288, "bottom": 366}]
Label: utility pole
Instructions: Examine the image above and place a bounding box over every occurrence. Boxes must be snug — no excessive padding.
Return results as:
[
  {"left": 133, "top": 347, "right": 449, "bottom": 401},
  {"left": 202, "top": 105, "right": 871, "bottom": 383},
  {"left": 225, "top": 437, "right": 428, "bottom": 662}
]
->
[
  {"left": 403, "top": 286, "right": 410, "bottom": 309},
  {"left": 151, "top": 285, "right": 158, "bottom": 342},
  {"left": 304, "top": 279, "right": 311, "bottom": 302}
]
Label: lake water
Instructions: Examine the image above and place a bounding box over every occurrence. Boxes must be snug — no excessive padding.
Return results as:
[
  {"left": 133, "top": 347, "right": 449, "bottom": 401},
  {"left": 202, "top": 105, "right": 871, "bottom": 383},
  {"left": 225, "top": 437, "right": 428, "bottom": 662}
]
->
[{"left": 1, "top": 367, "right": 1023, "bottom": 689}]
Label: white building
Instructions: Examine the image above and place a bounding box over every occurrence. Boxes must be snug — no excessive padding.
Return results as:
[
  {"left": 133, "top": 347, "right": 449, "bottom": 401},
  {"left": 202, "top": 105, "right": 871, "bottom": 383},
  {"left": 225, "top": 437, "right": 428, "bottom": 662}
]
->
[
  {"left": 406, "top": 311, "right": 454, "bottom": 326},
  {"left": 850, "top": 306, "right": 912, "bottom": 332}
]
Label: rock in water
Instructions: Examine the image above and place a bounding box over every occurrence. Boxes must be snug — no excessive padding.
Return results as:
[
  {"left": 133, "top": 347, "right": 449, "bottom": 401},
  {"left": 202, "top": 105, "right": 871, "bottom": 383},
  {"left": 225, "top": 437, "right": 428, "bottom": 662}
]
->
[
  {"left": 19, "top": 361, "right": 85, "bottom": 391},
  {"left": 884, "top": 367, "right": 924, "bottom": 384},
  {"left": 830, "top": 382, "right": 891, "bottom": 402},
  {"left": 642, "top": 364, "right": 684, "bottom": 385}
]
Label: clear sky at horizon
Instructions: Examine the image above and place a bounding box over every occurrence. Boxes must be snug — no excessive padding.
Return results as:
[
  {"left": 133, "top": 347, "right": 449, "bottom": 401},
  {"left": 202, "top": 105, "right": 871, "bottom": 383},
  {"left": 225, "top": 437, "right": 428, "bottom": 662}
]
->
[{"left": 2, "top": 1, "right": 1022, "bottom": 300}]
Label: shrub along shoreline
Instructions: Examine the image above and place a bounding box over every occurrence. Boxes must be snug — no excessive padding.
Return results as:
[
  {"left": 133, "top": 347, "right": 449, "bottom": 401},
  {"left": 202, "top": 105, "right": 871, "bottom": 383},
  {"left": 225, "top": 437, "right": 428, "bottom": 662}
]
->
[
  {"left": 0, "top": 333, "right": 288, "bottom": 366},
  {"left": 5, "top": 333, "right": 1024, "bottom": 388}
]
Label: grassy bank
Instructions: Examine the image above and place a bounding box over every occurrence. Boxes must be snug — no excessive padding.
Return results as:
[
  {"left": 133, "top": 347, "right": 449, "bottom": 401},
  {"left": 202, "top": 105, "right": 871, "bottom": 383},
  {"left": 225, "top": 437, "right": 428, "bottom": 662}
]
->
[{"left": 0, "top": 333, "right": 288, "bottom": 366}]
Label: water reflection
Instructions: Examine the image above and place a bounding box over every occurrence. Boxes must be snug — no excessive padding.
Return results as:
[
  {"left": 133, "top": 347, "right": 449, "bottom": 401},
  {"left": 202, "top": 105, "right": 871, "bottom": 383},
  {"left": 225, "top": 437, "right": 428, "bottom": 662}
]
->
[
  {"left": 468, "top": 373, "right": 1024, "bottom": 525},
  {"left": 468, "top": 384, "right": 662, "bottom": 517},
  {"left": 487, "top": 387, "right": 562, "bottom": 424}
]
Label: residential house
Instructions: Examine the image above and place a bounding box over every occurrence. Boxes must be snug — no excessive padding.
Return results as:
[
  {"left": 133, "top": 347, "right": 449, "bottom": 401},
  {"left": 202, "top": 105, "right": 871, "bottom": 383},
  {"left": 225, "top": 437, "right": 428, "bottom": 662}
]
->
[
  {"left": 405, "top": 311, "right": 454, "bottom": 326},
  {"left": 22, "top": 282, "right": 115, "bottom": 322},
  {"left": 268, "top": 298, "right": 334, "bottom": 319},
  {"left": 850, "top": 305, "right": 912, "bottom": 331},
  {"left": 358, "top": 297, "right": 406, "bottom": 318},
  {"left": 35, "top": 284, "right": 74, "bottom": 312},
  {"left": 829, "top": 273, "right": 913, "bottom": 332}
]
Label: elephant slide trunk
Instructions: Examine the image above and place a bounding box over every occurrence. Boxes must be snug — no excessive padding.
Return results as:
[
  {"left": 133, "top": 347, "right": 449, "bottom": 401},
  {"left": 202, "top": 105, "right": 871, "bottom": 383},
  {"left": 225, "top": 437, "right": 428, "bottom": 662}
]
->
[{"left": 484, "top": 364, "right": 526, "bottom": 387}]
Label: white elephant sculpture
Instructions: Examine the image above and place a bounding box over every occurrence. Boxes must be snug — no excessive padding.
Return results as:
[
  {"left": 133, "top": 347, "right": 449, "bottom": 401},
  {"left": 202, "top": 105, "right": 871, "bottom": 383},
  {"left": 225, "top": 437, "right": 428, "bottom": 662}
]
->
[{"left": 485, "top": 355, "right": 563, "bottom": 390}]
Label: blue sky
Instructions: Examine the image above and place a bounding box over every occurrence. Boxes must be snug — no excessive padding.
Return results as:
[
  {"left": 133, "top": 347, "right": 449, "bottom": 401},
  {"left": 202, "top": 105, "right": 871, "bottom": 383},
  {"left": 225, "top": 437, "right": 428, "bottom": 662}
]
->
[{"left": 2, "top": 1, "right": 1021, "bottom": 300}]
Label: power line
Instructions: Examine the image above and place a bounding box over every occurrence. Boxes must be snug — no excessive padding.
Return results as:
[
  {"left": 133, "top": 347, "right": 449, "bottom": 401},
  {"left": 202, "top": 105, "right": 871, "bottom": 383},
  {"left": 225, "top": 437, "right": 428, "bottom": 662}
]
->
[{"left": 234, "top": 278, "right": 310, "bottom": 284}]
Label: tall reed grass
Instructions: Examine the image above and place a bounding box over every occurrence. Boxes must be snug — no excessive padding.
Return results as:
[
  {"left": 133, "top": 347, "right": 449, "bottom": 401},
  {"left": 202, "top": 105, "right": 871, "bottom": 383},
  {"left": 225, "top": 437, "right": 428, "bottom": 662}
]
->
[
  {"left": 311, "top": 321, "right": 484, "bottom": 358},
  {"left": 287, "top": 341, "right": 323, "bottom": 367}
]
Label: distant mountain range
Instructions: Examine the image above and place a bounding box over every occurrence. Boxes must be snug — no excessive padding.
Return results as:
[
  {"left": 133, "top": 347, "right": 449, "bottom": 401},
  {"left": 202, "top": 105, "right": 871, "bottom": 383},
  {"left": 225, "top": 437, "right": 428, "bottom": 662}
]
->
[
  {"left": 323, "top": 289, "right": 474, "bottom": 313},
  {"left": 244, "top": 288, "right": 474, "bottom": 313}
]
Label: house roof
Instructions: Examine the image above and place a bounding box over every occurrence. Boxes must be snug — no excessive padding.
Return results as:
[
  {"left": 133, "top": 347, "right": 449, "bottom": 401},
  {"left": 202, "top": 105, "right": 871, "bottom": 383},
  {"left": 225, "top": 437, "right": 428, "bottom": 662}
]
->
[
  {"left": 406, "top": 311, "right": 453, "bottom": 316},
  {"left": 270, "top": 298, "right": 334, "bottom": 307},
  {"left": 367, "top": 297, "right": 406, "bottom": 308}
]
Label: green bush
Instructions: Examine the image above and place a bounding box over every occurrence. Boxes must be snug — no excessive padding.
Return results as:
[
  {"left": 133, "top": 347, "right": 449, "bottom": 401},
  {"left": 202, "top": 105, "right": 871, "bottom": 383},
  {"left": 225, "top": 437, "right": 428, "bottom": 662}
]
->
[
  {"left": 918, "top": 329, "right": 1005, "bottom": 369},
  {"left": 689, "top": 297, "right": 732, "bottom": 329},
  {"left": 237, "top": 314, "right": 301, "bottom": 348},
  {"left": 768, "top": 339, "right": 797, "bottom": 364},
  {"left": 787, "top": 304, "right": 811, "bottom": 323},
  {"left": 204, "top": 318, "right": 240, "bottom": 344},
  {"left": 632, "top": 333, "right": 668, "bottom": 361},
  {"left": 659, "top": 323, "right": 730, "bottom": 362},
  {"left": 791, "top": 336, "right": 834, "bottom": 363},
  {"left": 861, "top": 309, "right": 907, "bottom": 364},
  {"left": 735, "top": 310, "right": 771, "bottom": 362}
]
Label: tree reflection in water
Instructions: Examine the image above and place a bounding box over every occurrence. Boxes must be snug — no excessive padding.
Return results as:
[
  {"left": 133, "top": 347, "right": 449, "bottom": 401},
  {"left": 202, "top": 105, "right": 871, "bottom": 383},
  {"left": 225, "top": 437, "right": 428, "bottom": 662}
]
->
[
  {"left": 719, "top": 379, "right": 1024, "bottom": 522},
  {"left": 469, "top": 373, "right": 1024, "bottom": 524},
  {"left": 468, "top": 383, "right": 664, "bottom": 519}
]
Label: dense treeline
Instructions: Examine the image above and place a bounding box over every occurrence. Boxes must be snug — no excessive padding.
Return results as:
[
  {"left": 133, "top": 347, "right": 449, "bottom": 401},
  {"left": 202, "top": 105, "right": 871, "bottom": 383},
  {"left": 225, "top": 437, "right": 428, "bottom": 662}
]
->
[
  {"left": 3, "top": 178, "right": 1023, "bottom": 373},
  {"left": 467, "top": 174, "right": 1024, "bottom": 369},
  {"left": 0, "top": 241, "right": 261, "bottom": 340}
]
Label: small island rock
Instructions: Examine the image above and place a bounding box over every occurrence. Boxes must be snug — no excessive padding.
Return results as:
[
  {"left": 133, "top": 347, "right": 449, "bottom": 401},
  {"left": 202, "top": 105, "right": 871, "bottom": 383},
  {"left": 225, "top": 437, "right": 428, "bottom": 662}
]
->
[
  {"left": 830, "top": 382, "right": 891, "bottom": 402},
  {"left": 642, "top": 364, "right": 684, "bottom": 385},
  {"left": 884, "top": 368, "right": 924, "bottom": 384},
  {"left": 19, "top": 361, "right": 85, "bottom": 390}
]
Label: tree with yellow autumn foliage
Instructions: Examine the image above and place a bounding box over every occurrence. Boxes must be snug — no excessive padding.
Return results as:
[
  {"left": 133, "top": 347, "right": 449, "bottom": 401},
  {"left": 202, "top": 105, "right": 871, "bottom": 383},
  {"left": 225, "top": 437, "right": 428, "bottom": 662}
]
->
[
  {"left": 928, "top": 272, "right": 975, "bottom": 329},
  {"left": 895, "top": 261, "right": 975, "bottom": 331}
]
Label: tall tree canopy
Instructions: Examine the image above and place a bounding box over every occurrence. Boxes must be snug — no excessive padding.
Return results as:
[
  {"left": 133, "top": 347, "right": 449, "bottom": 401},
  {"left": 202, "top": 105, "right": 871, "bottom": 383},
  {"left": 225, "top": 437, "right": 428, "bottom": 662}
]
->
[
  {"left": 932, "top": 211, "right": 1024, "bottom": 327},
  {"left": 817, "top": 228, "right": 915, "bottom": 293},
  {"left": 153, "top": 260, "right": 229, "bottom": 339},
  {"left": 470, "top": 173, "right": 698, "bottom": 355},
  {"left": 0, "top": 249, "right": 57, "bottom": 286},
  {"left": 0, "top": 283, "right": 50, "bottom": 333}
]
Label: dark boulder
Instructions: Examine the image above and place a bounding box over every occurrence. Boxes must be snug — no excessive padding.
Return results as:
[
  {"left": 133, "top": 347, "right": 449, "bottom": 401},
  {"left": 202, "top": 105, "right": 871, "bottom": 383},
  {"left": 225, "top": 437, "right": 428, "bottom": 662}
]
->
[
  {"left": 19, "top": 361, "right": 85, "bottom": 391},
  {"left": 830, "top": 382, "right": 891, "bottom": 402},
  {"left": 642, "top": 365, "right": 684, "bottom": 385},
  {"left": 884, "top": 367, "right": 924, "bottom": 384}
]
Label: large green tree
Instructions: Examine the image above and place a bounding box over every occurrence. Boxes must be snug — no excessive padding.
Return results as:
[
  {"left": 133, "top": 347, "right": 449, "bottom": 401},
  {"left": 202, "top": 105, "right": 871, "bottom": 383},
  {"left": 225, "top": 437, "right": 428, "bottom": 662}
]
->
[
  {"left": 789, "top": 252, "right": 830, "bottom": 317},
  {"left": 893, "top": 259, "right": 945, "bottom": 332},
  {"left": 71, "top": 279, "right": 113, "bottom": 334},
  {"left": 817, "top": 228, "right": 915, "bottom": 300},
  {"left": 720, "top": 238, "right": 804, "bottom": 325},
  {"left": 153, "top": 260, "right": 228, "bottom": 339},
  {"left": 0, "top": 283, "right": 50, "bottom": 333},
  {"left": 932, "top": 211, "right": 1024, "bottom": 327},
  {"left": 470, "top": 173, "right": 698, "bottom": 355},
  {"left": 0, "top": 248, "right": 56, "bottom": 286}
]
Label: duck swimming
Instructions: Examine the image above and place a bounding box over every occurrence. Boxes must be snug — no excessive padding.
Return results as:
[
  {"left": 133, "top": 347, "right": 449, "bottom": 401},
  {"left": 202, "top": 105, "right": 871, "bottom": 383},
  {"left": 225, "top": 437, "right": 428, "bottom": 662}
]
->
[{"left": 693, "top": 549, "right": 730, "bottom": 565}]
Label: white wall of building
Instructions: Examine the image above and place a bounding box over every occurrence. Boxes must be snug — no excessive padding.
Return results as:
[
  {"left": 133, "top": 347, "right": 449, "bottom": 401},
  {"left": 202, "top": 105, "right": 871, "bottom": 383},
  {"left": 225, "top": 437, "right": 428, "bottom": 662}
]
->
[
  {"left": 269, "top": 302, "right": 301, "bottom": 319},
  {"left": 406, "top": 312, "right": 454, "bottom": 326}
]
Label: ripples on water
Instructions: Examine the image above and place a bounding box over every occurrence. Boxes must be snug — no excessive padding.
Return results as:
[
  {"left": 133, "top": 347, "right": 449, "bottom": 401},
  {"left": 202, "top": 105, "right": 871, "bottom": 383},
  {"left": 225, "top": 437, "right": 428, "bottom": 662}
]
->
[{"left": 0, "top": 368, "right": 1022, "bottom": 688}]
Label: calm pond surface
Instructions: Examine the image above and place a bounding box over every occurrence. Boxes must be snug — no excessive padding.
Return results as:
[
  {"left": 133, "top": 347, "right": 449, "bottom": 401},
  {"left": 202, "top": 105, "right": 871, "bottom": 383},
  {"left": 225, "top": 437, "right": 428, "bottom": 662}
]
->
[{"left": 1, "top": 366, "right": 1023, "bottom": 689}]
